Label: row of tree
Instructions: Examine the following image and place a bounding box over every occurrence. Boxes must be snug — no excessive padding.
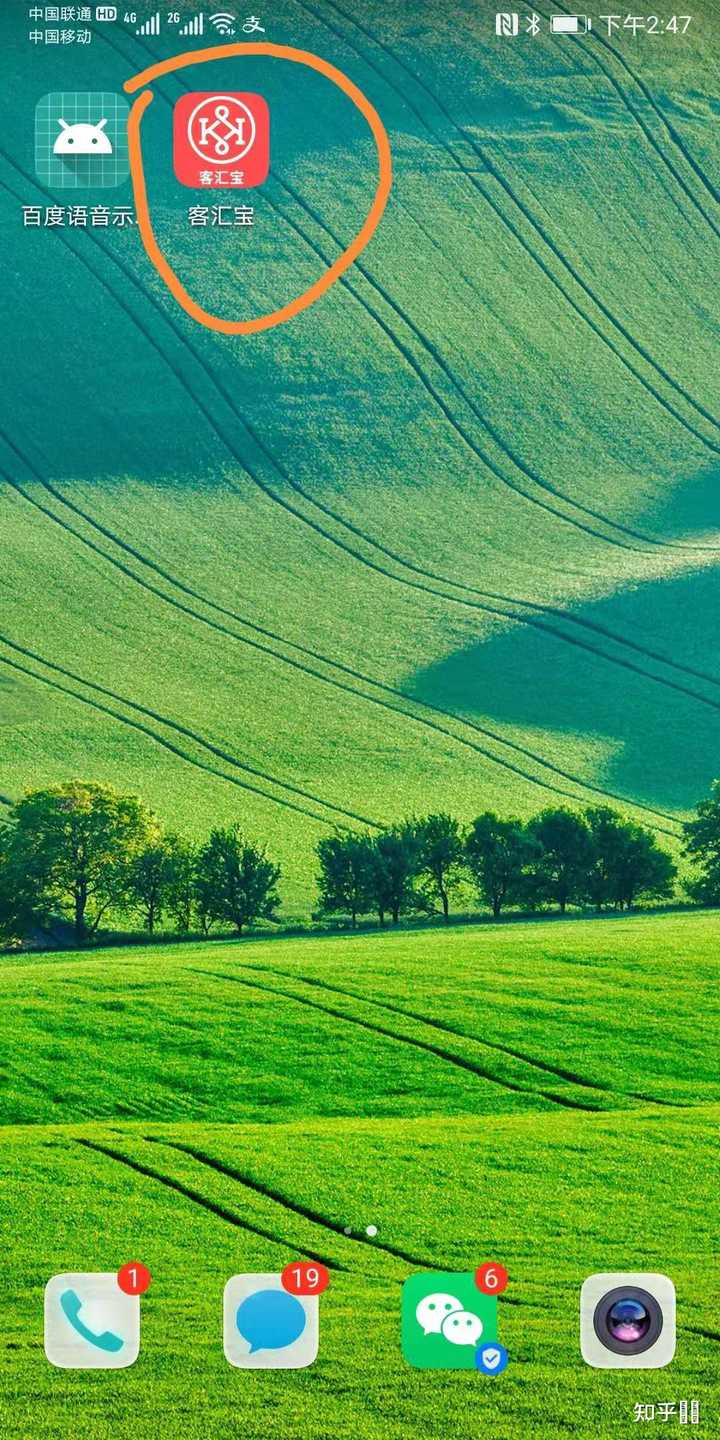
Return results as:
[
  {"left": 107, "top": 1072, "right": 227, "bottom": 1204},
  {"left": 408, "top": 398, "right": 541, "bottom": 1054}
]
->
[
  {"left": 0, "top": 782, "right": 280, "bottom": 946},
  {"left": 2, "top": 778, "right": 720, "bottom": 947},
  {"left": 316, "top": 806, "right": 678, "bottom": 925}
]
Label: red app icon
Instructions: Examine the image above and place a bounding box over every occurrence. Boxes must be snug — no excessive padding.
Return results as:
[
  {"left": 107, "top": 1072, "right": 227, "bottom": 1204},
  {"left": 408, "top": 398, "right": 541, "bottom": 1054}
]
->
[{"left": 173, "top": 92, "right": 270, "bottom": 189}]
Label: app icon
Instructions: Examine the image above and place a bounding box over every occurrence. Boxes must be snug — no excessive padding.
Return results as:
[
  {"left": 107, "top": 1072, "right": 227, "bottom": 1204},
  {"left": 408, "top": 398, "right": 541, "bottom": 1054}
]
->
[
  {"left": 35, "top": 94, "right": 130, "bottom": 190},
  {"left": 44, "top": 1272, "right": 140, "bottom": 1369},
  {"left": 580, "top": 1273, "right": 676, "bottom": 1369},
  {"left": 223, "top": 1273, "right": 319, "bottom": 1368},
  {"left": 173, "top": 93, "right": 270, "bottom": 189},
  {"left": 401, "top": 1272, "right": 499, "bottom": 1370}
]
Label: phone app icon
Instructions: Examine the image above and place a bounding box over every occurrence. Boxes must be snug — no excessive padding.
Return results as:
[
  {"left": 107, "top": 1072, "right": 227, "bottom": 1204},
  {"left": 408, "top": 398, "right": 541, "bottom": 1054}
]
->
[
  {"left": 580, "top": 1273, "right": 676, "bottom": 1369},
  {"left": 35, "top": 93, "right": 130, "bottom": 190},
  {"left": 173, "top": 93, "right": 270, "bottom": 189},
  {"left": 44, "top": 1273, "right": 140, "bottom": 1369},
  {"left": 401, "top": 1272, "right": 499, "bottom": 1370},
  {"left": 223, "top": 1273, "right": 319, "bottom": 1369}
]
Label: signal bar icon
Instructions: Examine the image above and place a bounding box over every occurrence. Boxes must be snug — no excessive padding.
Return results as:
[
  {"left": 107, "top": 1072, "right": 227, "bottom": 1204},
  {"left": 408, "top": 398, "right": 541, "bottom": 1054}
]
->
[
  {"left": 180, "top": 11, "right": 205, "bottom": 34},
  {"left": 136, "top": 9, "right": 160, "bottom": 33}
]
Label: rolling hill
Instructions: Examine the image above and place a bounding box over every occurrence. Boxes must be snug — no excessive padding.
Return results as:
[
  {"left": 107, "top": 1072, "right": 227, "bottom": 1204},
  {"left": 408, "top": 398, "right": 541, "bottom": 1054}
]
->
[
  {"left": 1, "top": 914, "right": 719, "bottom": 1438},
  {"left": 2, "top": 2, "right": 720, "bottom": 909},
  {"left": 1, "top": 5, "right": 720, "bottom": 1435}
]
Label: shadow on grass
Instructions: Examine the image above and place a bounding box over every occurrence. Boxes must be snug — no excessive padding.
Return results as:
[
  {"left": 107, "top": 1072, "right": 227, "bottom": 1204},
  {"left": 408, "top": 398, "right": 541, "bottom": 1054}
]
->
[
  {"left": 408, "top": 567, "right": 720, "bottom": 812},
  {"left": 4, "top": 901, "right": 713, "bottom": 961}
]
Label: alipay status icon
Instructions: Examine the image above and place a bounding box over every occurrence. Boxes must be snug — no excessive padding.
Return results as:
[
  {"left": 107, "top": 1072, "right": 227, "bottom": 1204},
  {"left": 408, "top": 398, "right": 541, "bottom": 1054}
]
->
[
  {"left": 44, "top": 1273, "right": 140, "bottom": 1369},
  {"left": 35, "top": 94, "right": 130, "bottom": 189},
  {"left": 402, "top": 1272, "right": 500, "bottom": 1370},
  {"left": 223, "top": 1273, "right": 319, "bottom": 1369}
]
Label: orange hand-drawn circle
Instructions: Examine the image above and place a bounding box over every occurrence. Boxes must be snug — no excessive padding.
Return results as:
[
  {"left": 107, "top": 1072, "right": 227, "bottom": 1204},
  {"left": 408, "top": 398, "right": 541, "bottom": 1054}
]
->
[{"left": 124, "top": 43, "right": 393, "bottom": 335}]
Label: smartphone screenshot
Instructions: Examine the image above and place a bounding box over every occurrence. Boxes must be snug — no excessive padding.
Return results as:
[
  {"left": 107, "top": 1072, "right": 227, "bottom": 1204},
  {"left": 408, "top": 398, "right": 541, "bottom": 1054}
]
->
[{"left": 0, "top": 2, "right": 718, "bottom": 1436}]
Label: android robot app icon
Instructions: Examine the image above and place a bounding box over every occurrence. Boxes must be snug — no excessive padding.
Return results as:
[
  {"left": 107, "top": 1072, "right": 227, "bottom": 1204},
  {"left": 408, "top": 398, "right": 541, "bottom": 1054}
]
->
[
  {"left": 35, "top": 93, "right": 130, "bottom": 188},
  {"left": 173, "top": 93, "right": 270, "bottom": 189}
]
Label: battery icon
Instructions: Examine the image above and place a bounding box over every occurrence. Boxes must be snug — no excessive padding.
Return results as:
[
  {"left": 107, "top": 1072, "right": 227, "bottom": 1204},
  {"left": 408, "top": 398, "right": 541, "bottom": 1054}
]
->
[{"left": 551, "top": 14, "right": 591, "bottom": 32}]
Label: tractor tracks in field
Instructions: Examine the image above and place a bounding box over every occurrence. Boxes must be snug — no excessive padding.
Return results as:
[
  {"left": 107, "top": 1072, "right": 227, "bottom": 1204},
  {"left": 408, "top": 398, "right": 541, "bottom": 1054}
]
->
[
  {"left": 76, "top": 1133, "right": 427, "bottom": 1276},
  {"left": 240, "top": 964, "right": 685, "bottom": 1112},
  {"left": 1, "top": 327, "right": 718, "bottom": 823},
  {"left": 6, "top": 364, "right": 720, "bottom": 758},
  {"left": 125, "top": 42, "right": 671, "bottom": 561},
  {"left": 1, "top": 79, "right": 717, "bottom": 827},
  {"left": 80, "top": 1132, "right": 508, "bottom": 1288},
  {"left": 0, "top": 628, "right": 375, "bottom": 830},
  {"left": 75, "top": 1136, "right": 345, "bottom": 1266},
  {"left": 53, "top": 1141, "right": 720, "bottom": 1334},
  {"left": 144, "top": 1136, "right": 527, "bottom": 1297},
  {"left": 191, "top": 966, "right": 608, "bottom": 1113},
  {"left": 686, "top": 1324, "right": 720, "bottom": 1345},
  {"left": 39, "top": 25, "right": 720, "bottom": 571},
  {"left": 4, "top": 136, "right": 720, "bottom": 732},
  {"left": 128, "top": 22, "right": 720, "bottom": 553},
  {"left": 535, "top": 2, "right": 720, "bottom": 235},
  {"left": 78, "top": 1133, "right": 717, "bottom": 1328},
  {"left": 303, "top": 0, "right": 720, "bottom": 452},
  {"left": 7, "top": 130, "right": 720, "bottom": 742},
  {"left": 143, "top": 1136, "right": 423, "bottom": 1269},
  {"left": 0, "top": 443, "right": 687, "bottom": 834},
  {"left": 261, "top": 175, "right": 695, "bottom": 557}
]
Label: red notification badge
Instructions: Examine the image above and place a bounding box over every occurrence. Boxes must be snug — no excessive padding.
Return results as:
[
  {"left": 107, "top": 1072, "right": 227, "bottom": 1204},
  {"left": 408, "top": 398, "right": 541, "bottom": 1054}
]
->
[
  {"left": 281, "top": 1261, "right": 330, "bottom": 1296},
  {"left": 173, "top": 92, "right": 270, "bottom": 189},
  {"left": 117, "top": 1260, "right": 152, "bottom": 1295},
  {"left": 475, "top": 1262, "right": 508, "bottom": 1296}
]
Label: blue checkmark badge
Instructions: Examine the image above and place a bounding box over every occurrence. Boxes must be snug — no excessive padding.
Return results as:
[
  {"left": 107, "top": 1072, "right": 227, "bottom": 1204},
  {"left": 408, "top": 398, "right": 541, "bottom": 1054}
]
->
[{"left": 475, "top": 1341, "right": 509, "bottom": 1375}]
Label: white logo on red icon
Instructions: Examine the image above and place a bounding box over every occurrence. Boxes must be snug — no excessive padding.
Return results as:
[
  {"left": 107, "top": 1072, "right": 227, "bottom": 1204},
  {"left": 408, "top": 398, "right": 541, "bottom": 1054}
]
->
[
  {"left": 173, "top": 92, "right": 270, "bottom": 188},
  {"left": 188, "top": 95, "right": 256, "bottom": 166}
]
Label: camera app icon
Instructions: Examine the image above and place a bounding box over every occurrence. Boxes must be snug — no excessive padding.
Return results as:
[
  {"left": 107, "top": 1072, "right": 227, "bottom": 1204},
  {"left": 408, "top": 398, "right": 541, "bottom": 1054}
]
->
[{"left": 580, "top": 1273, "right": 676, "bottom": 1369}]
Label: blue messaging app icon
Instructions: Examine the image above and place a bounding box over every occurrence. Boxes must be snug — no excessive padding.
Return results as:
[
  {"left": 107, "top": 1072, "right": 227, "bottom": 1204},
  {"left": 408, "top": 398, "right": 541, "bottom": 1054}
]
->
[
  {"left": 223, "top": 1273, "right": 320, "bottom": 1369},
  {"left": 236, "top": 1288, "right": 306, "bottom": 1354}
]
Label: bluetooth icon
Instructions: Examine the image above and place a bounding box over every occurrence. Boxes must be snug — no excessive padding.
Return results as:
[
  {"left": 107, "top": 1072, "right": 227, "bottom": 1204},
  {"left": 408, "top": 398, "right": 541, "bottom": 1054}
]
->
[{"left": 526, "top": 12, "right": 541, "bottom": 34}]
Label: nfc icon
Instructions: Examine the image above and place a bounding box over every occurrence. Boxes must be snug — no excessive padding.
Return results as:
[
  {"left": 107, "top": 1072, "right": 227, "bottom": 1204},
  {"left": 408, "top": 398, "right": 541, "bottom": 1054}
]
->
[{"left": 495, "top": 11, "right": 520, "bottom": 35}]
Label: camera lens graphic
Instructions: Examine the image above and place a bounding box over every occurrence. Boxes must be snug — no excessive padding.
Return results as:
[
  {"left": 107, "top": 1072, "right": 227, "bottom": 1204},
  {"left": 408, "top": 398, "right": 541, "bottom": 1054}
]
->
[
  {"left": 607, "top": 1298, "right": 650, "bottom": 1344},
  {"left": 593, "top": 1286, "right": 663, "bottom": 1356}
]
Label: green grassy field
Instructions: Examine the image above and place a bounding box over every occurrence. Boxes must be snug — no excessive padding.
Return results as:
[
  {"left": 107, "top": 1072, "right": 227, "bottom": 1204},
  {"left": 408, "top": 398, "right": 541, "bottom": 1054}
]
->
[
  {"left": 1, "top": 1, "right": 720, "bottom": 1434},
  {"left": 2, "top": 3, "right": 720, "bottom": 906},
  {"left": 1, "top": 913, "right": 719, "bottom": 1438}
]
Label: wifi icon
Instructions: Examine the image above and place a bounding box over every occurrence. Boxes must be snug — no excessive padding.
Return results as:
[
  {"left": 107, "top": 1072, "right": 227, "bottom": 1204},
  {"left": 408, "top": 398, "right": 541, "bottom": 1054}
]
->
[{"left": 210, "top": 10, "right": 235, "bottom": 32}]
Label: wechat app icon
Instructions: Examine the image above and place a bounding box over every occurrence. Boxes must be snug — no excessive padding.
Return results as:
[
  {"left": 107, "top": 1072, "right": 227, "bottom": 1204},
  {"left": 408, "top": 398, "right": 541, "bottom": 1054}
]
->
[{"left": 401, "top": 1272, "right": 498, "bottom": 1370}]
